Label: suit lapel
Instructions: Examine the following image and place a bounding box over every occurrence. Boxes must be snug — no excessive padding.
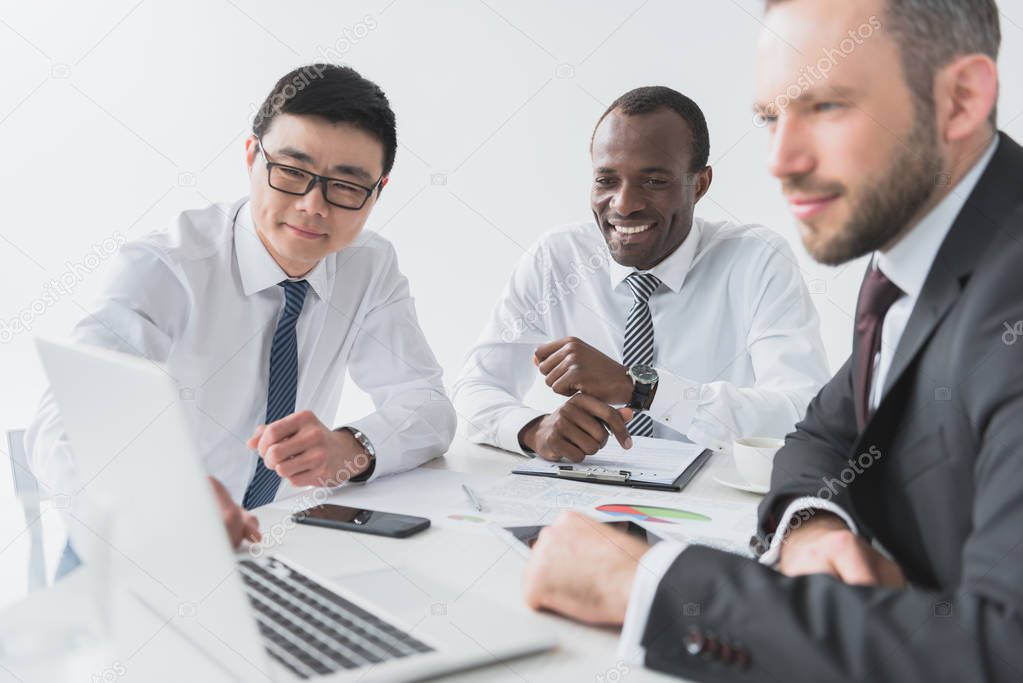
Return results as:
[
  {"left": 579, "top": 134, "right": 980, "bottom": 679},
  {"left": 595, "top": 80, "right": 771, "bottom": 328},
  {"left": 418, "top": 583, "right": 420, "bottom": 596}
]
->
[
  {"left": 868, "top": 132, "right": 1023, "bottom": 428},
  {"left": 879, "top": 264, "right": 961, "bottom": 397}
]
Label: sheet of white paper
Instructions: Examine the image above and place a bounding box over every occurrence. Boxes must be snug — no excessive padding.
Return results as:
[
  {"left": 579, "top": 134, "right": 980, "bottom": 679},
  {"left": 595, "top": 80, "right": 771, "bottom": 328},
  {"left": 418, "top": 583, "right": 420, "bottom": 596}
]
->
[
  {"left": 588, "top": 492, "right": 758, "bottom": 556},
  {"left": 267, "top": 466, "right": 757, "bottom": 555},
  {"left": 267, "top": 468, "right": 566, "bottom": 532}
]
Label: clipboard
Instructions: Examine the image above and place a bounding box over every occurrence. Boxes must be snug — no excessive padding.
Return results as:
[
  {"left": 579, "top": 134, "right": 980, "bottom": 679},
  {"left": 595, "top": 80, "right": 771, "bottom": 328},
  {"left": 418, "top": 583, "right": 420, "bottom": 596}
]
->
[{"left": 512, "top": 447, "right": 713, "bottom": 492}]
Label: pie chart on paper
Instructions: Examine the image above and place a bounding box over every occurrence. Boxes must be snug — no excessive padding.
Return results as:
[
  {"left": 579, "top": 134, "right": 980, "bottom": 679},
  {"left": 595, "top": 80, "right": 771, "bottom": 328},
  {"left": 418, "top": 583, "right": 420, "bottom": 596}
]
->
[{"left": 596, "top": 504, "right": 711, "bottom": 524}]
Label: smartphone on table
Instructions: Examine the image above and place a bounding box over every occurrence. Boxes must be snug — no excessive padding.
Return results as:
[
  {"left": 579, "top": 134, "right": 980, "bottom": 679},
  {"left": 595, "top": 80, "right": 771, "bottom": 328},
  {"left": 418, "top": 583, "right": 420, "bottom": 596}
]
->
[
  {"left": 292, "top": 504, "right": 430, "bottom": 539},
  {"left": 505, "top": 520, "right": 661, "bottom": 549}
]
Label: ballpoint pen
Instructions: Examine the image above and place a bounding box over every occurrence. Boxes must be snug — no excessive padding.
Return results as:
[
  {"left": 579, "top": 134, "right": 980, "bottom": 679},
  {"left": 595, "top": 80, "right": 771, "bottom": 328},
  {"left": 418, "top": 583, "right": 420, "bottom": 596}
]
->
[{"left": 461, "top": 484, "right": 485, "bottom": 512}]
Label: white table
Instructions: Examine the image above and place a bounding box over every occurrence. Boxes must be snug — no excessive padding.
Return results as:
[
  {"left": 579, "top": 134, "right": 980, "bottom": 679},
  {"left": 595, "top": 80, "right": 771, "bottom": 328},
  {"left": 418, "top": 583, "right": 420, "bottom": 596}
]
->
[{"left": 0, "top": 438, "right": 763, "bottom": 683}]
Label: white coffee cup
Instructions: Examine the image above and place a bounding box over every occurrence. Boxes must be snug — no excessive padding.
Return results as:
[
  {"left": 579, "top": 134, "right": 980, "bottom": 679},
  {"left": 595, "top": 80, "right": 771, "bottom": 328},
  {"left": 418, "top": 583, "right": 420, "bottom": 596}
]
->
[{"left": 732, "top": 437, "right": 784, "bottom": 489}]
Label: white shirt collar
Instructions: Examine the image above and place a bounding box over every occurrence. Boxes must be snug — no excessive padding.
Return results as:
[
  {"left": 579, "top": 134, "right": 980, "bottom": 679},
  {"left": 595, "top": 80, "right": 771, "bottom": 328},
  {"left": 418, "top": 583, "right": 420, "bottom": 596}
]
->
[
  {"left": 233, "top": 199, "right": 333, "bottom": 301},
  {"left": 608, "top": 217, "right": 702, "bottom": 293},
  {"left": 877, "top": 137, "right": 999, "bottom": 298}
]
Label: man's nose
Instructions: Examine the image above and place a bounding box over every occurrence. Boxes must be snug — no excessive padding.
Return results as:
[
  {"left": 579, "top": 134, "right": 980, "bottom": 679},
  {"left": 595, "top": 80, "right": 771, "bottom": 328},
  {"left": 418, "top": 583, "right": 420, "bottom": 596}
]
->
[
  {"left": 295, "top": 182, "right": 330, "bottom": 217},
  {"left": 611, "top": 183, "right": 645, "bottom": 216},
  {"left": 767, "top": 114, "right": 815, "bottom": 181}
]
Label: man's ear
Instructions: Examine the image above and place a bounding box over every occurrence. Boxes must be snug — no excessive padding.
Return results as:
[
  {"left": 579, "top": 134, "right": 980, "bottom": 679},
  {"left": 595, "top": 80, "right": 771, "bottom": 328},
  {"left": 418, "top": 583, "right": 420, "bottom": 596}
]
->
[
  {"left": 935, "top": 54, "right": 998, "bottom": 143},
  {"left": 377, "top": 175, "right": 389, "bottom": 196},
  {"left": 244, "top": 135, "right": 259, "bottom": 172},
  {"left": 694, "top": 166, "right": 713, "bottom": 202}
]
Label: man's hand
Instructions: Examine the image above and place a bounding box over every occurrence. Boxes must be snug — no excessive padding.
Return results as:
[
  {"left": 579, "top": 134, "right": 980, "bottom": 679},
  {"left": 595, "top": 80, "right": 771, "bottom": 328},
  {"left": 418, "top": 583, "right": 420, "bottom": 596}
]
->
[
  {"left": 519, "top": 393, "right": 634, "bottom": 462},
  {"left": 523, "top": 511, "right": 648, "bottom": 625},
  {"left": 534, "top": 337, "right": 634, "bottom": 405},
  {"left": 208, "top": 476, "right": 260, "bottom": 549},
  {"left": 778, "top": 512, "right": 906, "bottom": 587},
  {"left": 246, "top": 410, "right": 370, "bottom": 488}
]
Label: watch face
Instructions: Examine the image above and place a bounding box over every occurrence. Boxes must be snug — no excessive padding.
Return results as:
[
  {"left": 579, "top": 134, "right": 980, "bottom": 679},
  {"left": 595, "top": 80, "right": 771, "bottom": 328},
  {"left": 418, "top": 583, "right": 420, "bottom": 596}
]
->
[{"left": 630, "top": 364, "right": 658, "bottom": 384}]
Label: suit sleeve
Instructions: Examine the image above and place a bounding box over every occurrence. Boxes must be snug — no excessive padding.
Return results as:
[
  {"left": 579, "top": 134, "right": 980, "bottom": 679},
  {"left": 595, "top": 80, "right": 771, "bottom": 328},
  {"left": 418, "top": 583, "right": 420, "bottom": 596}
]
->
[
  {"left": 751, "top": 355, "right": 863, "bottom": 555},
  {"left": 640, "top": 212, "right": 1023, "bottom": 682},
  {"left": 640, "top": 542, "right": 1023, "bottom": 682}
]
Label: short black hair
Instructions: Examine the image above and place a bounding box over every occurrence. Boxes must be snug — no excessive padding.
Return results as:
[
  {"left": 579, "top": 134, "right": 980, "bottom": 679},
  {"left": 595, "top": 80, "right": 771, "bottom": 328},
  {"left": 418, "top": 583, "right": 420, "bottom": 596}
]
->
[
  {"left": 253, "top": 63, "right": 397, "bottom": 176},
  {"left": 594, "top": 86, "right": 711, "bottom": 171}
]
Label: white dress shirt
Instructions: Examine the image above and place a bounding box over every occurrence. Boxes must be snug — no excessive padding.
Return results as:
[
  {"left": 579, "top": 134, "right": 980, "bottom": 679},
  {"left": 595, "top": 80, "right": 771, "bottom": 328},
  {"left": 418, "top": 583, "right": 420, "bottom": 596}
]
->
[
  {"left": 26, "top": 197, "right": 456, "bottom": 505},
  {"left": 619, "top": 136, "right": 1000, "bottom": 666},
  {"left": 453, "top": 216, "right": 830, "bottom": 454}
]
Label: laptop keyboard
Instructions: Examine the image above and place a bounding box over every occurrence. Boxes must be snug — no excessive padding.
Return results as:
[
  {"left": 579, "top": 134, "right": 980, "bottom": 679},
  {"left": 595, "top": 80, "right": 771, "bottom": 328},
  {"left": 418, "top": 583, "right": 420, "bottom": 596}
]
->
[{"left": 238, "top": 556, "right": 434, "bottom": 679}]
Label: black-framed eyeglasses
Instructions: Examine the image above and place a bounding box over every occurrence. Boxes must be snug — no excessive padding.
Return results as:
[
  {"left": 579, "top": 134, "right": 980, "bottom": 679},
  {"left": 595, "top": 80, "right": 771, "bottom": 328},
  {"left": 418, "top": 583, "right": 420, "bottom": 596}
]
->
[{"left": 256, "top": 138, "right": 382, "bottom": 210}]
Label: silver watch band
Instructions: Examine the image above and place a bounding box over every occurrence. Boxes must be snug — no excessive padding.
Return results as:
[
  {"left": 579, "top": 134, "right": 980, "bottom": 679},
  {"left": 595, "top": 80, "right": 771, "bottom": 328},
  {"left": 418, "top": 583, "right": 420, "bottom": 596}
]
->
[{"left": 340, "top": 426, "right": 376, "bottom": 457}]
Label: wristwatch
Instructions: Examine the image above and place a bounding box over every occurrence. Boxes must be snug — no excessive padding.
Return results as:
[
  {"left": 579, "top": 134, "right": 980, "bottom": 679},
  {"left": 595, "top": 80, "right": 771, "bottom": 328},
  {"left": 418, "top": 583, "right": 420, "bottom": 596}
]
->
[
  {"left": 342, "top": 427, "right": 376, "bottom": 458},
  {"left": 337, "top": 426, "right": 377, "bottom": 481},
  {"left": 628, "top": 364, "right": 659, "bottom": 411}
]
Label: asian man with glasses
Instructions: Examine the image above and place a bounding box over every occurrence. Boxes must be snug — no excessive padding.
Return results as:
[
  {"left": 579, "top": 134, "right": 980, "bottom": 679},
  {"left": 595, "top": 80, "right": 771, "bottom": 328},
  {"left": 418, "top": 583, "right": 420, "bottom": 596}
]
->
[{"left": 26, "top": 64, "right": 456, "bottom": 572}]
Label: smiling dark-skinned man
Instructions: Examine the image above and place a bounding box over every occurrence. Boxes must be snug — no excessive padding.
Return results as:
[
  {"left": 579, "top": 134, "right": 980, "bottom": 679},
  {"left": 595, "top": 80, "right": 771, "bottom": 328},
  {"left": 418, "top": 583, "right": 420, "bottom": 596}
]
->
[
  {"left": 454, "top": 87, "right": 829, "bottom": 462},
  {"left": 521, "top": 0, "right": 1023, "bottom": 681}
]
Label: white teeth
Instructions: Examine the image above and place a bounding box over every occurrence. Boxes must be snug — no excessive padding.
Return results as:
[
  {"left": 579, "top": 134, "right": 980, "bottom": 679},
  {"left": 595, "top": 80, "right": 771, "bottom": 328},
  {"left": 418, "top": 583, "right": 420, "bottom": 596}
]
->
[{"left": 612, "top": 224, "right": 652, "bottom": 235}]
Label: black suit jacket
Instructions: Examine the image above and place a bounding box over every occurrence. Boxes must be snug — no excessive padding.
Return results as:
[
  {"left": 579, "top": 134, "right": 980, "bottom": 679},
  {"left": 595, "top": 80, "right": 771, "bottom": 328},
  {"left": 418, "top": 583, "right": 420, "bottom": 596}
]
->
[{"left": 640, "top": 132, "right": 1023, "bottom": 682}]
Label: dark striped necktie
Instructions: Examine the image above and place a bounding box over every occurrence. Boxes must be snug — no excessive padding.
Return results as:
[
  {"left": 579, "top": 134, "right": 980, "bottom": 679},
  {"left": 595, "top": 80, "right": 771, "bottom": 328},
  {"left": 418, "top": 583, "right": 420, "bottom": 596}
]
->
[
  {"left": 243, "top": 279, "right": 310, "bottom": 509},
  {"left": 623, "top": 272, "right": 661, "bottom": 437}
]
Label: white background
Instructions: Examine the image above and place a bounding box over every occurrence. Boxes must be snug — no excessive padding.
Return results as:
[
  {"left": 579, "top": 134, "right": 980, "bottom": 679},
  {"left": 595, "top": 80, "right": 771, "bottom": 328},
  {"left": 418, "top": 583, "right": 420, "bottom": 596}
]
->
[{"left": 2, "top": 0, "right": 1022, "bottom": 471}]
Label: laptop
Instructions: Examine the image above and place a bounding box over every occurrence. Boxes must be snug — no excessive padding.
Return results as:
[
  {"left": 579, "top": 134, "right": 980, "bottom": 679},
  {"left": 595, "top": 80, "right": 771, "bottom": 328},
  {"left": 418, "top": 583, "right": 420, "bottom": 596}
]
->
[{"left": 36, "top": 338, "right": 556, "bottom": 681}]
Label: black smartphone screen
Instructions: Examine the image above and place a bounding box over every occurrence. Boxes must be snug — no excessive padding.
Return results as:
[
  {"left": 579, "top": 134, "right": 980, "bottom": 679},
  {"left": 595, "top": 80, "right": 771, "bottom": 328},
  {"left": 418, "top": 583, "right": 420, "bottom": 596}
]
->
[{"left": 292, "top": 504, "right": 430, "bottom": 538}]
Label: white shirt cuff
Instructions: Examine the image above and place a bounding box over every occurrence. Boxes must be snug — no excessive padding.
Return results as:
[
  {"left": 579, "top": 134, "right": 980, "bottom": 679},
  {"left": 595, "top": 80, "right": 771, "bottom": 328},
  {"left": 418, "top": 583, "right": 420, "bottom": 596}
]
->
[
  {"left": 342, "top": 413, "right": 393, "bottom": 482},
  {"left": 647, "top": 368, "right": 699, "bottom": 435},
  {"left": 496, "top": 406, "right": 547, "bottom": 455},
  {"left": 616, "top": 540, "right": 688, "bottom": 666},
  {"left": 757, "top": 497, "right": 859, "bottom": 566}
]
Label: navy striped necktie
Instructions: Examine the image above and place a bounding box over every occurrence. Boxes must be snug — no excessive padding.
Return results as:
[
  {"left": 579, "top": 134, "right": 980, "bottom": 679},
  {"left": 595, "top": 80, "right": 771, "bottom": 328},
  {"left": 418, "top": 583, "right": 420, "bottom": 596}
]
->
[
  {"left": 623, "top": 273, "right": 661, "bottom": 436},
  {"left": 243, "top": 279, "right": 310, "bottom": 509}
]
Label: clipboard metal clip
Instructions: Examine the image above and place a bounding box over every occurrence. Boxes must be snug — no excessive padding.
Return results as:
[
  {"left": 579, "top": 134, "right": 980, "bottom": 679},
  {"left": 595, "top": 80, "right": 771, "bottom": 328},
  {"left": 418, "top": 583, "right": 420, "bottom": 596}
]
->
[{"left": 556, "top": 465, "right": 632, "bottom": 483}]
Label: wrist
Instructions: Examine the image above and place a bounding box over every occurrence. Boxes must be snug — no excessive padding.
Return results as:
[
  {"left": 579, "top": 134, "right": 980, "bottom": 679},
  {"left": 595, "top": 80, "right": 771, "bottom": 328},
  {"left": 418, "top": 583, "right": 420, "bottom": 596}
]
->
[
  {"left": 796, "top": 511, "right": 849, "bottom": 531},
  {"left": 614, "top": 369, "right": 635, "bottom": 404},
  {"left": 781, "top": 511, "right": 849, "bottom": 547},
  {"left": 331, "top": 428, "right": 373, "bottom": 483},
  {"left": 518, "top": 416, "right": 546, "bottom": 453},
  {"left": 610, "top": 559, "right": 639, "bottom": 624}
]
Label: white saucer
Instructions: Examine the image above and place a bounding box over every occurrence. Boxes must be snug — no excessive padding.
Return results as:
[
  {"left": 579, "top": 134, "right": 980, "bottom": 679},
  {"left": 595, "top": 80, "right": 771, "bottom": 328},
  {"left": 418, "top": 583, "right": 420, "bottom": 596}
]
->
[{"left": 713, "top": 474, "right": 769, "bottom": 495}]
